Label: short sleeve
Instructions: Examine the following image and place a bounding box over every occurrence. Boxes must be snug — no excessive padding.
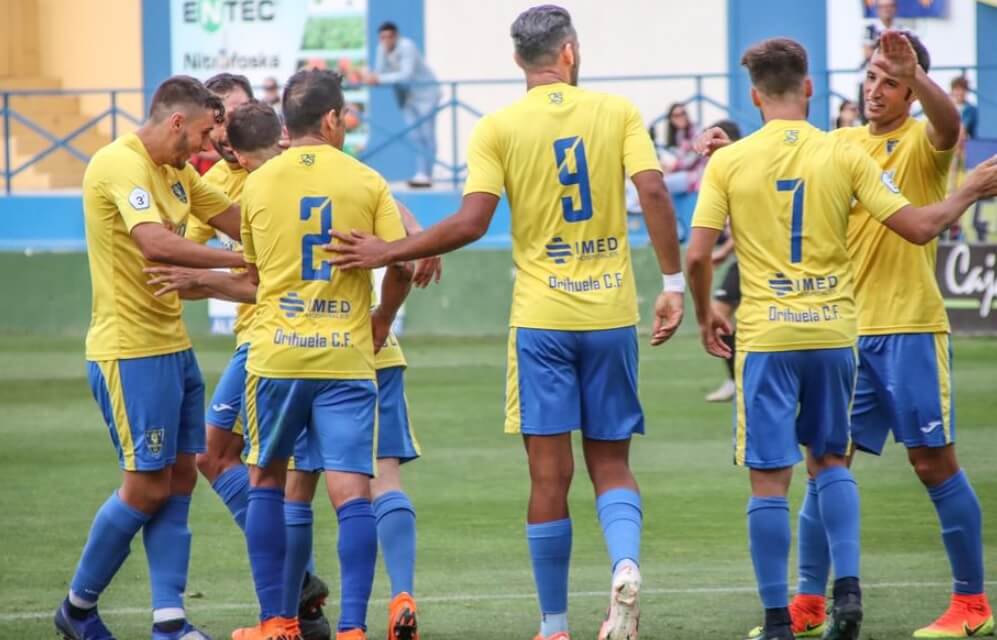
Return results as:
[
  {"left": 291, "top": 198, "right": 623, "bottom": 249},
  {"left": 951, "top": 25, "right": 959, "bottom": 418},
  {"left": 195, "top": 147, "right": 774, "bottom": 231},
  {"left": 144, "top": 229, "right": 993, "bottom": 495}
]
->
[
  {"left": 913, "top": 119, "right": 956, "bottom": 173},
  {"left": 690, "top": 152, "right": 730, "bottom": 231},
  {"left": 98, "top": 158, "right": 164, "bottom": 231},
  {"left": 462, "top": 117, "right": 505, "bottom": 197},
  {"left": 622, "top": 100, "right": 661, "bottom": 177},
  {"left": 240, "top": 185, "right": 257, "bottom": 264},
  {"left": 846, "top": 143, "right": 910, "bottom": 222},
  {"left": 186, "top": 166, "right": 232, "bottom": 224},
  {"left": 184, "top": 215, "right": 217, "bottom": 244},
  {"left": 373, "top": 180, "right": 406, "bottom": 243}
]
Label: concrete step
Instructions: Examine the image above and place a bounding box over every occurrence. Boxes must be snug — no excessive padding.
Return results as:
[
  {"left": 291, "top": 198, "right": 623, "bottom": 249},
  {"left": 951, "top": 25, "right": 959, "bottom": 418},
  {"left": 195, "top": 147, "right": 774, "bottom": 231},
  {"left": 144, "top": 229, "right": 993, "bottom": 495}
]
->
[
  {"left": 0, "top": 76, "right": 61, "bottom": 90},
  {"left": 7, "top": 94, "right": 82, "bottom": 115}
]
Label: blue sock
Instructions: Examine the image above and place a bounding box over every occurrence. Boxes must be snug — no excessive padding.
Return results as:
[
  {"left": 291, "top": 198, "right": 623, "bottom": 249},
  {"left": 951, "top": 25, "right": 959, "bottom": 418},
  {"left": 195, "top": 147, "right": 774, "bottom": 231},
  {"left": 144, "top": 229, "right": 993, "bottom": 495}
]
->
[
  {"left": 283, "top": 501, "right": 314, "bottom": 618},
  {"left": 337, "top": 498, "right": 377, "bottom": 632},
  {"left": 246, "top": 487, "right": 285, "bottom": 621},
  {"left": 816, "top": 467, "right": 861, "bottom": 580},
  {"left": 373, "top": 491, "right": 417, "bottom": 597},
  {"left": 596, "top": 488, "right": 642, "bottom": 572},
  {"left": 747, "top": 496, "right": 791, "bottom": 609},
  {"left": 211, "top": 465, "right": 249, "bottom": 531},
  {"left": 797, "top": 479, "right": 830, "bottom": 596},
  {"left": 143, "top": 495, "right": 193, "bottom": 614},
  {"left": 928, "top": 470, "right": 984, "bottom": 594},
  {"left": 526, "top": 518, "right": 572, "bottom": 619},
  {"left": 70, "top": 492, "right": 150, "bottom": 602}
]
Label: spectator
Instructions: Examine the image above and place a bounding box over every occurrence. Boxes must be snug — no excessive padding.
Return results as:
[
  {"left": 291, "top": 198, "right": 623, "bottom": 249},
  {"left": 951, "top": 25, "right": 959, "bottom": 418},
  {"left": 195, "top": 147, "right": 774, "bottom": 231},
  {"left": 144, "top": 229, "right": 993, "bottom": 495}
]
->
[
  {"left": 366, "top": 21, "right": 441, "bottom": 188},
  {"left": 950, "top": 76, "right": 978, "bottom": 139},
  {"left": 261, "top": 77, "right": 281, "bottom": 115},
  {"left": 660, "top": 103, "right": 705, "bottom": 195},
  {"left": 836, "top": 100, "right": 861, "bottom": 128}
]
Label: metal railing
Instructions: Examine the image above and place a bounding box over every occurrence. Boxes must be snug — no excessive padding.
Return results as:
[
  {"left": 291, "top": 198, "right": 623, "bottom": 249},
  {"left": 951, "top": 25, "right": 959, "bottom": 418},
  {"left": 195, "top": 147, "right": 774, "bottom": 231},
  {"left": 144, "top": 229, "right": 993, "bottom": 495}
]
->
[{"left": 1, "top": 67, "right": 989, "bottom": 194}]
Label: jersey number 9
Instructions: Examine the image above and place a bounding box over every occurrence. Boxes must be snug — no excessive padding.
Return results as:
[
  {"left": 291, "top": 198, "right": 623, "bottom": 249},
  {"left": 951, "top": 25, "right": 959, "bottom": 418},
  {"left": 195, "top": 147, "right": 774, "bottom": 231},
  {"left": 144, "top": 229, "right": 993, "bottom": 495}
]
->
[
  {"left": 300, "top": 196, "right": 333, "bottom": 280},
  {"left": 554, "top": 136, "right": 593, "bottom": 223}
]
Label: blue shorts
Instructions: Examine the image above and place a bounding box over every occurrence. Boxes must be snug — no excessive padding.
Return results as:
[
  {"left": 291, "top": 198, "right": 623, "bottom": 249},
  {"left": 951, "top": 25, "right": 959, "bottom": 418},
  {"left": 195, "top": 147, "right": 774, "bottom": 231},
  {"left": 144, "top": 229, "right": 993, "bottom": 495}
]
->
[
  {"left": 505, "top": 326, "right": 644, "bottom": 440},
  {"left": 290, "top": 366, "right": 420, "bottom": 473},
  {"left": 206, "top": 342, "right": 248, "bottom": 436},
  {"left": 245, "top": 374, "right": 378, "bottom": 475},
  {"left": 851, "top": 333, "right": 954, "bottom": 455},
  {"left": 734, "top": 347, "right": 856, "bottom": 469},
  {"left": 87, "top": 349, "right": 206, "bottom": 471}
]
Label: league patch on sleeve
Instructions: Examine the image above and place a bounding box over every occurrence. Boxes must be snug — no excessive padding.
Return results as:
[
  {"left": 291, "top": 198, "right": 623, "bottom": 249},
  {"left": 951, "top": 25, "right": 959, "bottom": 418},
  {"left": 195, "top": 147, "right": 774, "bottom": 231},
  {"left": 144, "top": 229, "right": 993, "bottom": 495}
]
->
[{"left": 129, "top": 187, "right": 151, "bottom": 211}]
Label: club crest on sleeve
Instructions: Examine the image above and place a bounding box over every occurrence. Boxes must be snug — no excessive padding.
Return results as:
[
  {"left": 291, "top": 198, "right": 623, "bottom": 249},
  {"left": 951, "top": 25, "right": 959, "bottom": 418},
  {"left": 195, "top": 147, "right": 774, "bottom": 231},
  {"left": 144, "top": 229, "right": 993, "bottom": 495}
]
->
[
  {"left": 881, "top": 170, "right": 900, "bottom": 194},
  {"left": 171, "top": 182, "right": 188, "bottom": 204},
  {"left": 145, "top": 428, "right": 165, "bottom": 457},
  {"left": 128, "top": 187, "right": 150, "bottom": 211}
]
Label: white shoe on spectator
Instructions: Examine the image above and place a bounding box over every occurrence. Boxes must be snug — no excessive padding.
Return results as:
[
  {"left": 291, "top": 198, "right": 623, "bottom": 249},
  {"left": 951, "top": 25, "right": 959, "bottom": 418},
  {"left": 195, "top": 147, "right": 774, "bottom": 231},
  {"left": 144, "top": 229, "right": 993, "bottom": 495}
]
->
[
  {"left": 407, "top": 173, "right": 432, "bottom": 188},
  {"left": 705, "top": 379, "right": 736, "bottom": 402}
]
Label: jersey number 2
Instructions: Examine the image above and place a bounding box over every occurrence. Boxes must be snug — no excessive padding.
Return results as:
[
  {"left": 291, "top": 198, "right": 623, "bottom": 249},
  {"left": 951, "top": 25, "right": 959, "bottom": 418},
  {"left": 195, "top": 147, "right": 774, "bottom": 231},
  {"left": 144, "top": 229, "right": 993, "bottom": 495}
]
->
[
  {"left": 553, "top": 136, "right": 593, "bottom": 222},
  {"left": 300, "top": 196, "right": 333, "bottom": 280},
  {"left": 776, "top": 179, "right": 805, "bottom": 263}
]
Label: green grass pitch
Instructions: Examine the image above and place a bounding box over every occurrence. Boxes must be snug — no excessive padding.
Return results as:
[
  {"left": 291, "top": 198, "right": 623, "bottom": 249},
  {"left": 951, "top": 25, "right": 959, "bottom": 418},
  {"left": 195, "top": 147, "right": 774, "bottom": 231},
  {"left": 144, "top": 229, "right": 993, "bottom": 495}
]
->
[{"left": 1, "top": 333, "right": 994, "bottom": 639}]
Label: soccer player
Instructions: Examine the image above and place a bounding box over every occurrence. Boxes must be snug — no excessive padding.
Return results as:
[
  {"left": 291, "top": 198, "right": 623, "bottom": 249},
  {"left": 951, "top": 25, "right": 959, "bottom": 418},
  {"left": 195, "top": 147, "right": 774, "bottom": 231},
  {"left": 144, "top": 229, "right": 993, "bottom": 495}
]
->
[
  {"left": 55, "top": 75, "right": 245, "bottom": 640},
  {"left": 685, "top": 37, "right": 997, "bottom": 640},
  {"left": 234, "top": 68, "right": 411, "bottom": 640},
  {"left": 184, "top": 86, "right": 335, "bottom": 640},
  {"left": 796, "top": 31, "right": 994, "bottom": 639},
  {"left": 329, "top": 6, "right": 685, "bottom": 639}
]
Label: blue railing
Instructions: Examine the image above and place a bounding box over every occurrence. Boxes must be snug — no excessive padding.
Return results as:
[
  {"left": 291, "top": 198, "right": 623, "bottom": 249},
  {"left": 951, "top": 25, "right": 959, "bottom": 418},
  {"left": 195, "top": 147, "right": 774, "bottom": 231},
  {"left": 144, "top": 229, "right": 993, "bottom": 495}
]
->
[{"left": 1, "top": 67, "right": 988, "bottom": 194}]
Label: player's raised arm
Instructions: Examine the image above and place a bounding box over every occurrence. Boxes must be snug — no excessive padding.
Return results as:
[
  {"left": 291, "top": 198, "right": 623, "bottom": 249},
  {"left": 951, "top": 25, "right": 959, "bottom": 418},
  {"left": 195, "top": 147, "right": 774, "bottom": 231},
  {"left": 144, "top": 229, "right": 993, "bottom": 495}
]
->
[{"left": 871, "top": 30, "right": 960, "bottom": 151}]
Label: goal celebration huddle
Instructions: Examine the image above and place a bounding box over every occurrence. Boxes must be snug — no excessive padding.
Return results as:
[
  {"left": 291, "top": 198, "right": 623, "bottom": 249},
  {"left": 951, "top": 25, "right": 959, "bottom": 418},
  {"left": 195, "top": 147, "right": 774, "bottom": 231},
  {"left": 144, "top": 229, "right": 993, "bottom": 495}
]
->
[{"left": 55, "top": 5, "right": 997, "bottom": 640}]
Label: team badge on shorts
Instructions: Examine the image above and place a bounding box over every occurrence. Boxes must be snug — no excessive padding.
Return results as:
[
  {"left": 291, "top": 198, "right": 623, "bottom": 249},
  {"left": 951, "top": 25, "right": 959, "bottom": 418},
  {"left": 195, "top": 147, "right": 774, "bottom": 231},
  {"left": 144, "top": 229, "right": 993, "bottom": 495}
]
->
[
  {"left": 146, "top": 428, "right": 166, "bottom": 457},
  {"left": 171, "top": 182, "right": 188, "bottom": 204}
]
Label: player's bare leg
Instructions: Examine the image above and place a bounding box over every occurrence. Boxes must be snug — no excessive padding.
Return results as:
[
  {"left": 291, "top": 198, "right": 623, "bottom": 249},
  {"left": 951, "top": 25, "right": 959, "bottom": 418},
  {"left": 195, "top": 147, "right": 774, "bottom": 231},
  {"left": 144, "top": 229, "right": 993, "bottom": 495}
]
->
[
  {"left": 585, "top": 438, "right": 641, "bottom": 640},
  {"left": 285, "top": 470, "right": 330, "bottom": 640},
  {"left": 524, "top": 434, "right": 574, "bottom": 640},
  {"left": 908, "top": 445, "right": 992, "bottom": 639},
  {"left": 372, "top": 458, "right": 419, "bottom": 640}
]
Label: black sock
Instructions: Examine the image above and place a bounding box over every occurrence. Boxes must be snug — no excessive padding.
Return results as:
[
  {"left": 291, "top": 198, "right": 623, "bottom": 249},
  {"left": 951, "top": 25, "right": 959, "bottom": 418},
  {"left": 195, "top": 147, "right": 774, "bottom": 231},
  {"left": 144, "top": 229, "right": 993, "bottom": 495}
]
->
[
  {"left": 833, "top": 576, "right": 861, "bottom": 601},
  {"left": 722, "top": 331, "right": 736, "bottom": 379},
  {"left": 65, "top": 599, "right": 94, "bottom": 621},
  {"left": 152, "top": 619, "right": 185, "bottom": 633},
  {"left": 764, "top": 606, "right": 791, "bottom": 629}
]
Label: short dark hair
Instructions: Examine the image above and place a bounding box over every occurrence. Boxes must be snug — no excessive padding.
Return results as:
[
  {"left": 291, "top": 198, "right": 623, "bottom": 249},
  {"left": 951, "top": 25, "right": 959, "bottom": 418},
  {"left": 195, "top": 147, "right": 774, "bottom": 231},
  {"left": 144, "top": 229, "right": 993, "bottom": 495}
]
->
[
  {"left": 205, "top": 72, "right": 254, "bottom": 100},
  {"left": 951, "top": 76, "right": 970, "bottom": 91},
  {"left": 227, "top": 101, "right": 282, "bottom": 153},
  {"left": 740, "top": 38, "right": 809, "bottom": 97},
  {"left": 281, "top": 69, "right": 345, "bottom": 138},
  {"left": 708, "top": 119, "right": 743, "bottom": 143},
  {"left": 378, "top": 21, "right": 398, "bottom": 33},
  {"left": 510, "top": 5, "right": 576, "bottom": 67},
  {"left": 874, "top": 31, "right": 931, "bottom": 73},
  {"left": 148, "top": 75, "right": 225, "bottom": 123}
]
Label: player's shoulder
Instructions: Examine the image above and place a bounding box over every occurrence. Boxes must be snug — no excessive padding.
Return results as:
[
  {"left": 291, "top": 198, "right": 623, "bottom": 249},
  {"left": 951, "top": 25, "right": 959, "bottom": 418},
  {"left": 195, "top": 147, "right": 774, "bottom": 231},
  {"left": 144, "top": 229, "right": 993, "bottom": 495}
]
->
[
  {"left": 85, "top": 134, "right": 147, "bottom": 183},
  {"left": 202, "top": 158, "right": 232, "bottom": 184}
]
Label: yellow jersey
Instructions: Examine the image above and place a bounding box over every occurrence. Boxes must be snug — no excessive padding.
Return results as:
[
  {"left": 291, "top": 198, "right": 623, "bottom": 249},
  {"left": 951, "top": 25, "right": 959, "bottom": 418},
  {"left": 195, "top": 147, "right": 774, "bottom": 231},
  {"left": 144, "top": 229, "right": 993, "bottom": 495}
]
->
[
  {"left": 241, "top": 145, "right": 406, "bottom": 379},
  {"left": 83, "top": 133, "right": 232, "bottom": 361},
  {"left": 692, "top": 120, "right": 910, "bottom": 352},
  {"left": 185, "top": 160, "right": 256, "bottom": 345},
  {"left": 833, "top": 118, "right": 953, "bottom": 335},
  {"left": 463, "top": 82, "right": 661, "bottom": 331}
]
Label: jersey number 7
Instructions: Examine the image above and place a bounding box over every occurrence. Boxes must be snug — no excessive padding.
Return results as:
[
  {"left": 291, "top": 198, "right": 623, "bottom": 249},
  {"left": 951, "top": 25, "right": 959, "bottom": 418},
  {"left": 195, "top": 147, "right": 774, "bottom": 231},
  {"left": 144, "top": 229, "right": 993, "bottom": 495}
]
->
[
  {"left": 300, "top": 196, "right": 333, "bottom": 280},
  {"left": 554, "top": 136, "right": 593, "bottom": 223},
  {"left": 776, "top": 178, "right": 805, "bottom": 263}
]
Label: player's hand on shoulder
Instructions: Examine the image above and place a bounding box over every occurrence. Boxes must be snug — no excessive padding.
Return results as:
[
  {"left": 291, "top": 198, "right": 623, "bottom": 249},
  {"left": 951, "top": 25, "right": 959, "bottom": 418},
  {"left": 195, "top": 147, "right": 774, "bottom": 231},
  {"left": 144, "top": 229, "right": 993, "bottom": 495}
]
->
[
  {"left": 650, "top": 291, "right": 684, "bottom": 346},
  {"left": 144, "top": 265, "right": 202, "bottom": 297},
  {"left": 370, "top": 307, "right": 393, "bottom": 353},
  {"left": 328, "top": 229, "right": 391, "bottom": 270},
  {"left": 693, "top": 127, "right": 732, "bottom": 157},
  {"left": 699, "top": 311, "right": 733, "bottom": 359},
  {"left": 412, "top": 255, "right": 443, "bottom": 288},
  {"left": 962, "top": 154, "right": 997, "bottom": 200}
]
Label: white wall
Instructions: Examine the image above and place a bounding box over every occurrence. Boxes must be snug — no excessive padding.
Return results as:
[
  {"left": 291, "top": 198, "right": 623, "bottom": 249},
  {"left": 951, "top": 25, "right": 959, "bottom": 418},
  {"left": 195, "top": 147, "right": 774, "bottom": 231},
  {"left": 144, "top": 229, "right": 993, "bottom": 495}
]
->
[
  {"left": 827, "top": 0, "right": 977, "bottom": 121},
  {"left": 423, "top": 0, "right": 729, "bottom": 174}
]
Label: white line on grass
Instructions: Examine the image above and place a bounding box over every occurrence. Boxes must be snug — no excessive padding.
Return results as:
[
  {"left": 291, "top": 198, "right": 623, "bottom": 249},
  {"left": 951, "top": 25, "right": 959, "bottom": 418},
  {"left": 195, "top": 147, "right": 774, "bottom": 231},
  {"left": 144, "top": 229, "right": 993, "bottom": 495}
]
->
[{"left": 2, "top": 580, "right": 994, "bottom": 623}]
